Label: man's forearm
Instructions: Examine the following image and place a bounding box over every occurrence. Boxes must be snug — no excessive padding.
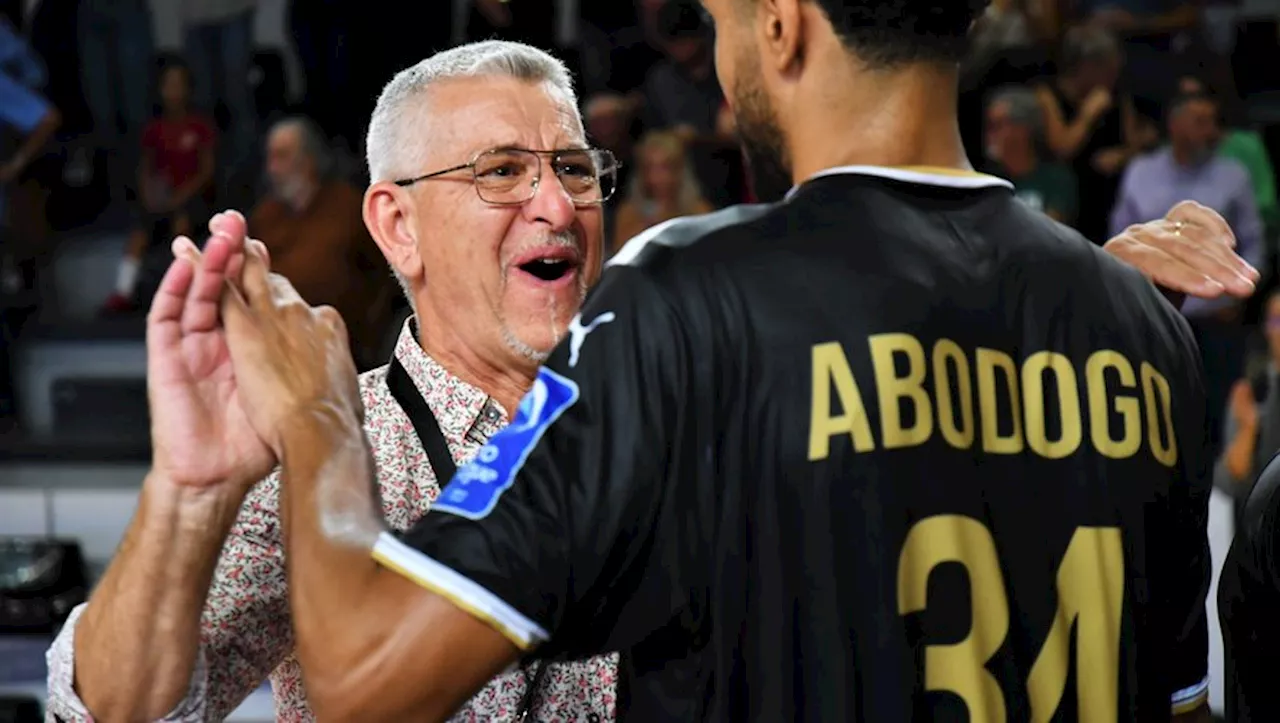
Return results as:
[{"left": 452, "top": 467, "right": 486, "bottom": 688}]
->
[
  {"left": 72, "top": 473, "right": 244, "bottom": 720},
  {"left": 10, "top": 109, "right": 59, "bottom": 173},
  {"left": 278, "top": 411, "right": 391, "bottom": 710}
]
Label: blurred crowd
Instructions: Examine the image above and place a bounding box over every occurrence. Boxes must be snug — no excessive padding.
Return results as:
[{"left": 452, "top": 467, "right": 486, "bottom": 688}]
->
[{"left": 1, "top": 0, "right": 1279, "bottom": 475}]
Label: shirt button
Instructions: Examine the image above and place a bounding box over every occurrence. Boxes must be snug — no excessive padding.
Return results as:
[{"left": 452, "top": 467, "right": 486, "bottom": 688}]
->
[{"left": 485, "top": 406, "right": 501, "bottom": 422}]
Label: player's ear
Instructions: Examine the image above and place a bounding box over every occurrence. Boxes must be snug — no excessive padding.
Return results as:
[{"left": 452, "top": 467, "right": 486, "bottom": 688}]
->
[
  {"left": 365, "top": 182, "right": 426, "bottom": 286},
  {"left": 759, "top": 0, "right": 802, "bottom": 74}
]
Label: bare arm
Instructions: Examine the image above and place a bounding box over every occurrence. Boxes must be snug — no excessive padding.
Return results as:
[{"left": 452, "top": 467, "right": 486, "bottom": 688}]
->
[
  {"left": 1036, "top": 85, "right": 1101, "bottom": 162},
  {"left": 2, "top": 106, "right": 59, "bottom": 177},
  {"left": 280, "top": 416, "right": 519, "bottom": 722},
  {"left": 1172, "top": 703, "right": 1212, "bottom": 723},
  {"left": 64, "top": 474, "right": 244, "bottom": 721}
]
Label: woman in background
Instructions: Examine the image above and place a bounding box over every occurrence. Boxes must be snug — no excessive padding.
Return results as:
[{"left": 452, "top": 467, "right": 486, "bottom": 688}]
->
[{"left": 611, "top": 130, "right": 712, "bottom": 255}]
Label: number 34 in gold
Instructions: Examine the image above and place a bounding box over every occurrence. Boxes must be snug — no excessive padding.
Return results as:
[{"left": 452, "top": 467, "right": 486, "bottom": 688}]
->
[{"left": 897, "top": 515, "right": 1124, "bottom": 723}]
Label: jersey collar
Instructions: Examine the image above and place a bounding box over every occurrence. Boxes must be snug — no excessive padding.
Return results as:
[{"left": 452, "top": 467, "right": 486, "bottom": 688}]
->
[{"left": 785, "top": 165, "right": 1014, "bottom": 201}]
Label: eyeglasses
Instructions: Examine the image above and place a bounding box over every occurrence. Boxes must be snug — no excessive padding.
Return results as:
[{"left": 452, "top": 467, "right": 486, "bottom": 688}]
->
[{"left": 393, "top": 147, "right": 619, "bottom": 206}]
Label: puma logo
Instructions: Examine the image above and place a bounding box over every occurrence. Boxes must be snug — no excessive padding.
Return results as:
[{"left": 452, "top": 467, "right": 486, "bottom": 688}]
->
[{"left": 567, "top": 311, "right": 616, "bottom": 367}]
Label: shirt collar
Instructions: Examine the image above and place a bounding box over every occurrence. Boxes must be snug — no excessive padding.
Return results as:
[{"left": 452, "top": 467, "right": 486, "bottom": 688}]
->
[
  {"left": 391, "top": 318, "right": 508, "bottom": 446},
  {"left": 784, "top": 165, "right": 1014, "bottom": 201}
]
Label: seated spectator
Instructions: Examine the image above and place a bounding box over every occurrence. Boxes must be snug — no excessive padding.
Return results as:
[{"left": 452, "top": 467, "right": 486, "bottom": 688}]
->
[
  {"left": 984, "top": 86, "right": 1078, "bottom": 225},
  {"left": 1036, "top": 25, "right": 1156, "bottom": 242},
  {"left": 1, "top": 16, "right": 59, "bottom": 433},
  {"left": 1112, "top": 90, "right": 1264, "bottom": 455},
  {"left": 102, "top": 58, "right": 215, "bottom": 314},
  {"left": 611, "top": 130, "right": 712, "bottom": 255},
  {"left": 1180, "top": 74, "right": 1279, "bottom": 239},
  {"left": 248, "top": 116, "right": 394, "bottom": 371},
  {"left": 641, "top": 0, "right": 741, "bottom": 206},
  {"left": 1072, "top": 0, "right": 1199, "bottom": 115}
]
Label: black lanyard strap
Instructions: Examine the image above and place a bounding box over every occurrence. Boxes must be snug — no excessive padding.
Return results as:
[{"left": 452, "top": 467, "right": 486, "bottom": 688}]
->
[
  {"left": 385, "top": 356, "right": 457, "bottom": 483},
  {"left": 386, "top": 351, "right": 550, "bottom": 720}
]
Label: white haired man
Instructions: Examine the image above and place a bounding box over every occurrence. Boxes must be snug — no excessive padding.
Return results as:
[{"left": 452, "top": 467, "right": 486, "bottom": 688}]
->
[
  {"left": 45, "top": 41, "right": 616, "bottom": 722},
  {"left": 45, "top": 39, "right": 1255, "bottom": 723}
]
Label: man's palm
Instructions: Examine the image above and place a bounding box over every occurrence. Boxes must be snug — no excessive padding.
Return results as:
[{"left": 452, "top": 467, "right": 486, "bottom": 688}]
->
[{"left": 147, "top": 219, "right": 274, "bottom": 489}]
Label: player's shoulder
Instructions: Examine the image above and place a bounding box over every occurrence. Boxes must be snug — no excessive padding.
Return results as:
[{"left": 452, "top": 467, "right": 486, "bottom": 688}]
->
[
  {"left": 608, "top": 203, "right": 778, "bottom": 271},
  {"left": 1032, "top": 214, "right": 1199, "bottom": 364}
]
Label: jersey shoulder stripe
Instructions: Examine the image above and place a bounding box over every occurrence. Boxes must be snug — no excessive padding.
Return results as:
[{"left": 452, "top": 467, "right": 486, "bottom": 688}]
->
[{"left": 608, "top": 203, "right": 776, "bottom": 269}]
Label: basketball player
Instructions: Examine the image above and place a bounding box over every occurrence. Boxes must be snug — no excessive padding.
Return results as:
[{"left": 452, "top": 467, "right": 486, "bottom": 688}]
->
[{"left": 217, "top": 1, "right": 1223, "bottom": 720}]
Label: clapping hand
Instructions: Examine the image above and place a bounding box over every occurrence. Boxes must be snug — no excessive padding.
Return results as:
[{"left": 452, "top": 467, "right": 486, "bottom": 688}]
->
[{"left": 146, "top": 211, "right": 276, "bottom": 493}]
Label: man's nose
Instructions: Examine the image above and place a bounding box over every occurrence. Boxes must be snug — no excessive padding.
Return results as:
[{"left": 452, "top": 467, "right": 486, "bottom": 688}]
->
[{"left": 521, "top": 166, "right": 577, "bottom": 231}]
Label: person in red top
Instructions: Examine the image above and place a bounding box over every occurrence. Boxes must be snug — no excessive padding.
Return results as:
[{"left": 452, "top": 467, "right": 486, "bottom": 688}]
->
[{"left": 103, "top": 57, "right": 216, "bottom": 314}]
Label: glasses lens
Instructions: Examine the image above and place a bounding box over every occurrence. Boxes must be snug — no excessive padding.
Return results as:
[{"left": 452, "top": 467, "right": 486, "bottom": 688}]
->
[
  {"left": 553, "top": 150, "right": 616, "bottom": 205},
  {"left": 474, "top": 149, "right": 540, "bottom": 204}
]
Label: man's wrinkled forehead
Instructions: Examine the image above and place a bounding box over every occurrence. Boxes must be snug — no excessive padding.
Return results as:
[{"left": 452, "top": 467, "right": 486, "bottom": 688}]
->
[{"left": 423, "top": 77, "right": 586, "bottom": 162}]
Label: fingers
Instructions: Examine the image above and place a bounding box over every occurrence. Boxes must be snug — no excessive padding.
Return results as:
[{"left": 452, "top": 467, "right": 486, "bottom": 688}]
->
[
  {"left": 1110, "top": 237, "right": 1226, "bottom": 298},
  {"left": 238, "top": 238, "right": 274, "bottom": 309},
  {"left": 1174, "top": 224, "right": 1259, "bottom": 295},
  {"left": 181, "top": 229, "right": 237, "bottom": 334},
  {"left": 1167, "top": 200, "right": 1234, "bottom": 247},
  {"left": 1165, "top": 200, "right": 1260, "bottom": 283},
  {"left": 147, "top": 255, "right": 195, "bottom": 329}
]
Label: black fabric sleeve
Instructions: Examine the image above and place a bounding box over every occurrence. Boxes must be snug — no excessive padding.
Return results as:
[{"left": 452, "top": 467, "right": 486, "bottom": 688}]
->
[
  {"left": 1155, "top": 350, "right": 1212, "bottom": 715},
  {"left": 1220, "top": 451, "right": 1280, "bottom": 722},
  {"left": 374, "top": 266, "right": 699, "bottom": 657}
]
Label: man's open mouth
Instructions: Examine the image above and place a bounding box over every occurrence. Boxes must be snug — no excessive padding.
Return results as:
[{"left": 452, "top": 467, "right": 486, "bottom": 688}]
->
[{"left": 519, "top": 257, "right": 576, "bottom": 282}]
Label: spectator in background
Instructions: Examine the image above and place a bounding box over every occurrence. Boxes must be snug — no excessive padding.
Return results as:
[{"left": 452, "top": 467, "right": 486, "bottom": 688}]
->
[
  {"left": 611, "top": 130, "right": 712, "bottom": 255},
  {"left": 248, "top": 116, "right": 394, "bottom": 370},
  {"left": 1037, "top": 25, "right": 1155, "bottom": 242},
  {"left": 642, "top": 0, "right": 741, "bottom": 206},
  {"left": 1216, "top": 290, "right": 1280, "bottom": 512},
  {"left": 102, "top": 59, "right": 215, "bottom": 315},
  {"left": 584, "top": 92, "right": 638, "bottom": 233},
  {"left": 1073, "top": 0, "right": 1201, "bottom": 116},
  {"left": 0, "top": 15, "right": 59, "bottom": 433},
  {"left": 78, "top": 0, "right": 154, "bottom": 199},
  {"left": 1180, "top": 74, "right": 1279, "bottom": 240},
  {"left": 182, "top": 0, "right": 258, "bottom": 170},
  {"left": 984, "top": 86, "right": 1078, "bottom": 225},
  {"left": 1113, "top": 90, "right": 1264, "bottom": 456}
]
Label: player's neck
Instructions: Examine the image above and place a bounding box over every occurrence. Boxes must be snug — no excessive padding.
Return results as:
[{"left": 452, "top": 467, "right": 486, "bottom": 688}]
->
[
  {"left": 788, "top": 64, "right": 970, "bottom": 183},
  {"left": 414, "top": 307, "right": 536, "bottom": 417}
]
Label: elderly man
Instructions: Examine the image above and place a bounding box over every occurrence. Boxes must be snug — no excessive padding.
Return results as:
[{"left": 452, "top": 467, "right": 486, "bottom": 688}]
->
[
  {"left": 248, "top": 116, "right": 394, "bottom": 370},
  {"left": 47, "top": 39, "right": 1250, "bottom": 723},
  {"left": 45, "top": 42, "right": 616, "bottom": 722},
  {"left": 984, "top": 85, "right": 1077, "bottom": 226}
]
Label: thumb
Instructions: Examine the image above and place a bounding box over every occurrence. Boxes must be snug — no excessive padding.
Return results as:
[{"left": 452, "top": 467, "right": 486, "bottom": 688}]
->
[
  {"left": 238, "top": 239, "right": 273, "bottom": 310},
  {"left": 220, "top": 280, "right": 262, "bottom": 371}
]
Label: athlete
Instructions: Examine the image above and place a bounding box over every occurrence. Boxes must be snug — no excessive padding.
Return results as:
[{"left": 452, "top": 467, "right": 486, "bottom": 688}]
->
[
  {"left": 215, "top": 0, "right": 1222, "bottom": 720},
  {"left": 1219, "top": 453, "right": 1280, "bottom": 721}
]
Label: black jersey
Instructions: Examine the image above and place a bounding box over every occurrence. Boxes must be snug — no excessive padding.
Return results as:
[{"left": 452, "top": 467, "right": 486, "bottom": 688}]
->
[
  {"left": 1219, "top": 451, "right": 1280, "bottom": 722},
  {"left": 377, "top": 167, "right": 1212, "bottom": 721}
]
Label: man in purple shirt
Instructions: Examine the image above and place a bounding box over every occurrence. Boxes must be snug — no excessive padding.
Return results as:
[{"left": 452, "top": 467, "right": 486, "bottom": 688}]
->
[{"left": 1112, "top": 89, "right": 1265, "bottom": 455}]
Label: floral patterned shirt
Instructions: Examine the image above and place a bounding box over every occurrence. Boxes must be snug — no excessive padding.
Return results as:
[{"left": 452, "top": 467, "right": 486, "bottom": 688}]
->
[{"left": 45, "top": 321, "right": 618, "bottom": 722}]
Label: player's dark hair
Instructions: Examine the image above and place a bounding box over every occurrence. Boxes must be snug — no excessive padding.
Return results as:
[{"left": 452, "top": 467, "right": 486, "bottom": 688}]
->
[{"left": 808, "top": 0, "right": 992, "bottom": 68}]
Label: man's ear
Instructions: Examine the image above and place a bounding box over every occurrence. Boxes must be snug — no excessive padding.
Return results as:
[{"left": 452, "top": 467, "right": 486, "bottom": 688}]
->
[
  {"left": 365, "top": 182, "right": 424, "bottom": 285},
  {"left": 759, "top": 0, "right": 804, "bottom": 74}
]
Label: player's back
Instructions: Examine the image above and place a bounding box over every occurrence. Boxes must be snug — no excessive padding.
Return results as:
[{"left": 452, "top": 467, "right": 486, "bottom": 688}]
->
[{"left": 628, "top": 168, "right": 1211, "bottom": 721}]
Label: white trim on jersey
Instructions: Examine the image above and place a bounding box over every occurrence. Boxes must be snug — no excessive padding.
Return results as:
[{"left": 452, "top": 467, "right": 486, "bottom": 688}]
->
[
  {"left": 788, "top": 165, "right": 1015, "bottom": 199},
  {"left": 371, "top": 531, "right": 550, "bottom": 650},
  {"left": 607, "top": 216, "right": 688, "bottom": 268},
  {"left": 1170, "top": 676, "right": 1210, "bottom": 714}
]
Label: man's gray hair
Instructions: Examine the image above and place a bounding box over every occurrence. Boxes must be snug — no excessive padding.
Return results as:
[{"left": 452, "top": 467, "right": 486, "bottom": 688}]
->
[
  {"left": 269, "top": 115, "right": 334, "bottom": 178},
  {"left": 366, "top": 40, "right": 580, "bottom": 183},
  {"left": 987, "top": 85, "right": 1043, "bottom": 135}
]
